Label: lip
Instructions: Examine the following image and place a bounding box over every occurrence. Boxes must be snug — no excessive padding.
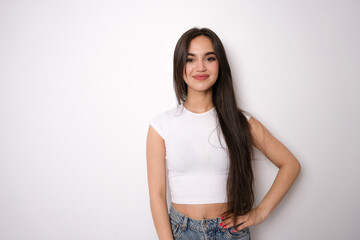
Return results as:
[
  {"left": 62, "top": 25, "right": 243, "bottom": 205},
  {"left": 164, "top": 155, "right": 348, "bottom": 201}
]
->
[{"left": 193, "top": 74, "right": 209, "bottom": 80}]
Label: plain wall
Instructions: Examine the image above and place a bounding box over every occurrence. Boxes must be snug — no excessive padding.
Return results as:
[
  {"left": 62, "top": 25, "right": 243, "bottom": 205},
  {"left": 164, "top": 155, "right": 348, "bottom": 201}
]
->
[{"left": 0, "top": 0, "right": 359, "bottom": 239}]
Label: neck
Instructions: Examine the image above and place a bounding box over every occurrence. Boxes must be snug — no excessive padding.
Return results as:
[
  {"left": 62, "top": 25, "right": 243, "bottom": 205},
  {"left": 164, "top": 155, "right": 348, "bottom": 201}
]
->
[{"left": 184, "top": 89, "right": 214, "bottom": 113}]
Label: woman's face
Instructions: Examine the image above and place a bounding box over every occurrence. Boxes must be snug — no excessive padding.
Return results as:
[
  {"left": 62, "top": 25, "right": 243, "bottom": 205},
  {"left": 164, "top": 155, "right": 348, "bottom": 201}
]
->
[{"left": 183, "top": 36, "right": 219, "bottom": 94}]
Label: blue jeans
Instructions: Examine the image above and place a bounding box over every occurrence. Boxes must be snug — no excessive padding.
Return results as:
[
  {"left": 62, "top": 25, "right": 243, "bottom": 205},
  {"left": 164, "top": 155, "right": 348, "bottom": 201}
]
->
[{"left": 169, "top": 204, "right": 251, "bottom": 240}]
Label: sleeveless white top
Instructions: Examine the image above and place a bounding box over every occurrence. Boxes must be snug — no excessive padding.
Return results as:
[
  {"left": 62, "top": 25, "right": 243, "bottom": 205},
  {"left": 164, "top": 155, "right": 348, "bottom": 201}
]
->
[{"left": 149, "top": 103, "right": 251, "bottom": 204}]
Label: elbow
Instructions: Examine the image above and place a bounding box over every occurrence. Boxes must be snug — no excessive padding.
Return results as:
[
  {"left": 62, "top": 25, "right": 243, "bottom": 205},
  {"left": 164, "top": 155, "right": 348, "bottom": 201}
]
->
[
  {"left": 281, "top": 157, "right": 301, "bottom": 177},
  {"left": 294, "top": 159, "right": 301, "bottom": 177}
]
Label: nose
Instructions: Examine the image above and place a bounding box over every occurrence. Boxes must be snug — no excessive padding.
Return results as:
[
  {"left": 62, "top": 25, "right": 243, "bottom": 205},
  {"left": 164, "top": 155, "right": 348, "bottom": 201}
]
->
[{"left": 196, "top": 60, "right": 207, "bottom": 72}]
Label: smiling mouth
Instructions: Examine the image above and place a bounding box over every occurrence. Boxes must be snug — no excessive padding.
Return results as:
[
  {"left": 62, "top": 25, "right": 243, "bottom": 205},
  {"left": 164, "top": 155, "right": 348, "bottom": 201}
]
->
[{"left": 193, "top": 74, "right": 209, "bottom": 80}]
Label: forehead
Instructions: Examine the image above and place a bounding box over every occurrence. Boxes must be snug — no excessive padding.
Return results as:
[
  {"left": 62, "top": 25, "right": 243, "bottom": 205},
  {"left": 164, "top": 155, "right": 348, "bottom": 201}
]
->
[{"left": 188, "top": 36, "right": 215, "bottom": 54}]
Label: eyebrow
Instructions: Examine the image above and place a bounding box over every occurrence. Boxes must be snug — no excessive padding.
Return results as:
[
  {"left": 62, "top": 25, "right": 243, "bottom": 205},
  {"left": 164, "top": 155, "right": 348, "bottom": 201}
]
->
[{"left": 187, "top": 52, "right": 216, "bottom": 56}]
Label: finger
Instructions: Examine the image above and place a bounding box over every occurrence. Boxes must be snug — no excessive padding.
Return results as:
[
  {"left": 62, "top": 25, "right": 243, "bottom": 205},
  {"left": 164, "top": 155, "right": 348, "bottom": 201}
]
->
[
  {"left": 222, "top": 215, "right": 245, "bottom": 229},
  {"left": 219, "top": 213, "right": 233, "bottom": 224},
  {"left": 232, "top": 214, "right": 247, "bottom": 224},
  {"left": 233, "top": 221, "right": 250, "bottom": 232},
  {"left": 219, "top": 214, "right": 235, "bottom": 227},
  {"left": 232, "top": 224, "right": 246, "bottom": 233},
  {"left": 221, "top": 213, "right": 233, "bottom": 221}
]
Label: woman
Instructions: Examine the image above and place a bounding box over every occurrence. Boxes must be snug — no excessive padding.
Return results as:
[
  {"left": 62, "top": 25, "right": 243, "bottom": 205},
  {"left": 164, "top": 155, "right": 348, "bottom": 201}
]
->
[{"left": 146, "top": 27, "right": 301, "bottom": 240}]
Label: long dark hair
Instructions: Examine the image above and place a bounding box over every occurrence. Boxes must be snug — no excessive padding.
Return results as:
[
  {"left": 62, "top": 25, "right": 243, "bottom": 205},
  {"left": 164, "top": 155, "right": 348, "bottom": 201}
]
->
[{"left": 173, "top": 27, "right": 254, "bottom": 220}]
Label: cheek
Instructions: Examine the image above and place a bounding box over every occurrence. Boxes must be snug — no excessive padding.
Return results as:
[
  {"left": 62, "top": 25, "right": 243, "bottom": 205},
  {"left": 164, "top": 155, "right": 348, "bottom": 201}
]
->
[
  {"left": 186, "top": 64, "right": 193, "bottom": 74},
  {"left": 183, "top": 64, "right": 192, "bottom": 78},
  {"left": 215, "top": 62, "right": 219, "bottom": 70},
  {"left": 211, "top": 63, "right": 219, "bottom": 75}
]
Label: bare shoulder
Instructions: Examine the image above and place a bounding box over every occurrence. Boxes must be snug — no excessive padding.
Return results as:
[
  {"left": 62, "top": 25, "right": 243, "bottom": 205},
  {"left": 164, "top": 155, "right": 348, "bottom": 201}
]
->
[
  {"left": 247, "top": 116, "right": 300, "bottom": 169},
  {"left": 146, "top": 125, "right": 166, "bottom": 163},
  {"left": 248, "top": 116, "right": 268, "bottom": 152},
  {"left": 146, "top": 125, "right": 166, "bottom": 196}
]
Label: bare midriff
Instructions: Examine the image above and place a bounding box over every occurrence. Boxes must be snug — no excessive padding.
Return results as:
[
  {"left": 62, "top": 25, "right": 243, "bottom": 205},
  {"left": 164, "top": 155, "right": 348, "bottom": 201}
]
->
[{"left": 172, "top": 202, "right": 229, "bottom": 220}]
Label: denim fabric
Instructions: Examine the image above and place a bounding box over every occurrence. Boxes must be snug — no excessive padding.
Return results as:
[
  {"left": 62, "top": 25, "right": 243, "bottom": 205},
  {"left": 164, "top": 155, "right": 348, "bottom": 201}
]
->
[{"left": 169, "top": 204, "right": 251, "bottom": 240}]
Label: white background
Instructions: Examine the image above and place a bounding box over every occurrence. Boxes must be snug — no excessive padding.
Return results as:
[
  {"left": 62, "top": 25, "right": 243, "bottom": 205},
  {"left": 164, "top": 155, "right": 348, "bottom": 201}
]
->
[{"left": 1, "top": 0, "right": 359, "bottom": 239}]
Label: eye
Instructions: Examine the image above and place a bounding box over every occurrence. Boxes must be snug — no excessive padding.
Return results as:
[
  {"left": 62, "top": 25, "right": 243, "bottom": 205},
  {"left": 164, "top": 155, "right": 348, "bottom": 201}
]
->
[
  {"left": 186, "top": 58, "right": 194, "bottom": 63},
  {"left": 206, "top": 57, "right": 217, "bottom": 62}
]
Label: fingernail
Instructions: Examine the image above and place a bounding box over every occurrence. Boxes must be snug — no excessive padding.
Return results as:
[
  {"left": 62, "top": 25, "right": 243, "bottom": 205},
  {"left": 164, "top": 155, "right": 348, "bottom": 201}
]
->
[
  {"left": 219, "top": 223, "right": 223, "bottom": 226},
  {"left": 232, "top": 230, "right": 236, "bottom": 233},
  {"left": 220, "top": 216, "right": 224, "bottom": 219},
  {"left": 223, "top": 226, "right": 227, "bottom": 229}
]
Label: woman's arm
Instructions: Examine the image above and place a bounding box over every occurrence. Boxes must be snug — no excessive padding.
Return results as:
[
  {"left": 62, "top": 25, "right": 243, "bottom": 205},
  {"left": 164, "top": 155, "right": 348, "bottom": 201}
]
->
[
  {"left": 221, "top": 116, "right": 301, "bottom": 231},
  {"left": 146, "top": 125, "right": 174, "bottom": 240},
  {"left": 250, "top": 116, "right": 301, "bottom": 219}
]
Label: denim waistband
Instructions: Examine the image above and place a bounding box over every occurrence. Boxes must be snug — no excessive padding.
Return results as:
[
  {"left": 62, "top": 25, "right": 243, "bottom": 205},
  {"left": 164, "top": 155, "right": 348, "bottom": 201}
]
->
[{"left": 169, "top": 204, "right": 223, "bottom": 232}]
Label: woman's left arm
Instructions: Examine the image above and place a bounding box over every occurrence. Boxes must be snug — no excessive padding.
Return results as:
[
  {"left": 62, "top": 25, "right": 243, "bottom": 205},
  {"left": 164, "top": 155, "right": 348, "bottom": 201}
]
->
[{"left": 221, "top": 116, "right": 301, "bottom": 232}]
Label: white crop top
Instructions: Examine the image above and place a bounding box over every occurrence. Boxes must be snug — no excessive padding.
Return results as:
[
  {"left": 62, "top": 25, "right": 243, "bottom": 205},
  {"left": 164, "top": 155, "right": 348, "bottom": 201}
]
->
[{"left": 149, "top": 103, "right": 251, "bottom": 204}]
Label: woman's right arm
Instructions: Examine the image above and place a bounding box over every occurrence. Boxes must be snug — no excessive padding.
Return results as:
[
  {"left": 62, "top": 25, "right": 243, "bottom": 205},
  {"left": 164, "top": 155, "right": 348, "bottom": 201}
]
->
[{"left": 146, "top": 125, "right": 174, "bottom": 240}]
